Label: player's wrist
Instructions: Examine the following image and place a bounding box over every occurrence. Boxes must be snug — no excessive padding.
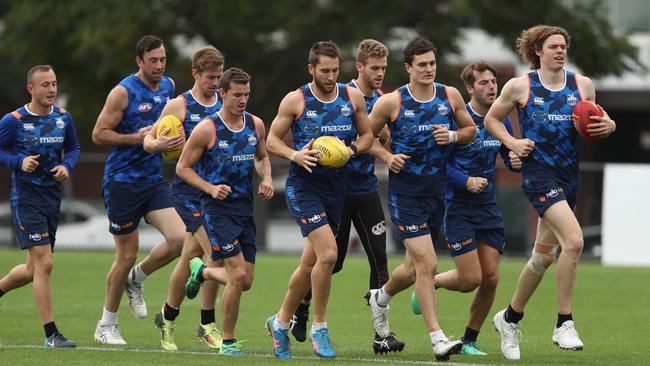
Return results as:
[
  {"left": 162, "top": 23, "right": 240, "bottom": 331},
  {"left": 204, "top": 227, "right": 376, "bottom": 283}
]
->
[
  {"left": 349, "top": 143, "right": 358, "bottom": 157},
  {"left": 448, "top": 130, "right": 458, "bottom": 144}
]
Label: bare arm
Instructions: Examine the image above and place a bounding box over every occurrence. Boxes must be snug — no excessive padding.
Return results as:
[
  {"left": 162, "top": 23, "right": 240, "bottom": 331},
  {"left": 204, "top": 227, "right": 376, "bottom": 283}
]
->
[
  {"left": 348, "top": 87, "right": 373, "bottom": 155},
  {"left": 485, "top": 77, "right": 535, "bottom": 157},
  {"left": 92, "top": 86, "right": 150, "bottom": 146},
  {"left": 266, "top": 91, "right": 320, "bottom": 173},
  {"left": 143, "top": 97, "right": 185, "bottom": 153},
  {"left": 433, "top": 86, "right": 476, "bottom": 144},
  {"left": 176, "top": 119, "right": 231, "bottom": 200},
  {"left": 577, "top": 75, "right": 616, "bottom": 139},
  {"left": 369, "top": 92, "right": 410, "bottom": 173},
  {"left": 253, "top": 116, "right": 274, "bottom": 200}
]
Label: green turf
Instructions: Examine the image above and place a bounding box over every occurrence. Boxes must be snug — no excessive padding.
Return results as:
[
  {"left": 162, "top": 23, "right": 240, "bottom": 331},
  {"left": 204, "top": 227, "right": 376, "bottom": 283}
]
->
[{"left": 0, "top": 248, "right": 648, "bottom": 365}]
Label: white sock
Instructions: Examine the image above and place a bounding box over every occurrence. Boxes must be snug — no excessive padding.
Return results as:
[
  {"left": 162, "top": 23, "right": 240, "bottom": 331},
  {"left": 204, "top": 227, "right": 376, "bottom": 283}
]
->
[
  {"left": 100, "top": 307, "right": 118, "bottom": 326},
  {"left": 376, "top": 286, "right": 392, "bottom": 307},
  {"left": 311, "top": 322, "right": 327, "bottom": 331},
  {"left": 130, "top": 264, "right": 147, "bottom": 283},
  {"left": 274, "top": 316, "right": 290, "bottom": 331},
  {"left": 429, "top": 329, "right": 447, "bottom": 345}
]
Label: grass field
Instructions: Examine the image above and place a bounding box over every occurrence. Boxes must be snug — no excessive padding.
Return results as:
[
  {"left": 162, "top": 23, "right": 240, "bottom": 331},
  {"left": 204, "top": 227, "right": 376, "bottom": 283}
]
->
[{"left": 0, "top": 248, "right": 648, "bottom": 365}]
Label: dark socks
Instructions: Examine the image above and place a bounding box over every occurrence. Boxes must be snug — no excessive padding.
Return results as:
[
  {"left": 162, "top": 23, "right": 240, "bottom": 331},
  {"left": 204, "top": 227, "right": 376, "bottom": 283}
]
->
[
  {"left": 557, "top": 313, "right": 573, "bottom": 328},
  {"left": 505, "top": 304, "right": 524, "bottom": 324},
  {"left": 297, "top": 301, "right": 310, "bottom": 312},
  {"left": 163, "top": 303, "right": 180, "bottom": 321},
  {"left": 44, "top": 321, "right": 58, "bottom": 338},
  {"left": 0, "top": 288, "right": 5, "bottom": 298},
  {"left": 304, "top": 289, "right": 312, "bottom": 303},
  {"left": 462, "top": 327, "right": 480, "bottom": 343},
  {"left": 222, "top": 338, "right": 236, "bottom": 346},
  {"left": 201, "top": 309, "right": 215, "bottom": 325}
]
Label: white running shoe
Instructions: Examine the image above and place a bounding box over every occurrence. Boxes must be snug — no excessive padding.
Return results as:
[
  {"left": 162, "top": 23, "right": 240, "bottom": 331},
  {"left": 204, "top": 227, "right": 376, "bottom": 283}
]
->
[
  {"left": 552, "top": 321, "right": 584, "bottom": 350},
  {"left": 365, "top": 289, "right": 390, "bottom": 338},
  {"left": 94, "top": 320, "right": 127, "bottom": 345},
  {"left": 493, "top": 309, "right": 521, "bottom": 360},
  {"left": 433, "top": 338, "right": 463, "bottom": 361},
  {"left": 126, "top": 271, "right": 147, "bottom": 319}
]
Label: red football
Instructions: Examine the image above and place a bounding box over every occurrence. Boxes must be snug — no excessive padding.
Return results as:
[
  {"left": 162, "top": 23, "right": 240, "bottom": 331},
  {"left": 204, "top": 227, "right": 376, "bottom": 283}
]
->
[{"left": 572, "top": 100, "right": 602, "bottom": 141}]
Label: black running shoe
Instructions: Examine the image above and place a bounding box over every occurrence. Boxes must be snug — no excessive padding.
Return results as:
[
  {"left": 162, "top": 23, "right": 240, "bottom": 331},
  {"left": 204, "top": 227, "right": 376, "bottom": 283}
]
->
[
  {"left": 373, "top": 332, "right": 405, "bottom": 354},
  {"left": 290, "top": 304, "right": 309, "bottom": 342},
  {"left": 44, "top": 332, "right": 76, "bottom": 348}
]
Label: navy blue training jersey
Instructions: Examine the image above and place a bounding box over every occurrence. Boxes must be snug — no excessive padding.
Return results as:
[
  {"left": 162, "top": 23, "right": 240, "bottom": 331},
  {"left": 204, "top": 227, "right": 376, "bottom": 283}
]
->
[{"left": 103, "top": 74, "right": 174, "bottom": 184}]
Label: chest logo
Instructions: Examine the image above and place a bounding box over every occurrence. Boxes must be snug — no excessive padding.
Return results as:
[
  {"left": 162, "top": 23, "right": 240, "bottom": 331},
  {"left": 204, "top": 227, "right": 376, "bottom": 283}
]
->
[
  {"left": 56, "top": 118, "right": 65, "bottom": 129},
  {"left": 137, "top": 102, "right": 153, "bottom": 113},
  {"left": 340, "top": 104, "right": 352, "bottom": 117}
]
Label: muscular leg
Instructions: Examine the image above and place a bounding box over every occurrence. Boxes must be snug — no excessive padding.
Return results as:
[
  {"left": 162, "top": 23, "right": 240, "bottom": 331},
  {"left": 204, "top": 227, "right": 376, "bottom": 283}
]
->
[
  {"left": 104, "top": 231, "right": 139, "bottom": 312},
  {"left": 467, "top": 243, "right": 501, "bottom": 332},
  {"left": 137, "top": 208, "right": 185, "bottom": 276},
  {"left": 278, "top": 225, "right": 337, "bottom": 323},
  {"left": 434, "top": 250, "right": 482, "bottom": 293},
  {"left": 214, "top": 253, "right": 247, "bottom": 340},
  {"left": 0, "top": 252, "right": 35, "bottom": 292},
  {"left": 29, "top": 245, "right": 54, "bottom": 324}
]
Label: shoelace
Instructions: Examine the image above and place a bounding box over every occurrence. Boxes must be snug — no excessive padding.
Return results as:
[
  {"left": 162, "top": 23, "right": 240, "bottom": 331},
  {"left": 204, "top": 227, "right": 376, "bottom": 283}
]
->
[
  {"left": 313, "top": 329, "right": 333, "bottom": 351},
  {"left": 162, "top": 322, "right": 175, "bottom": 342},
  {"left": 503, "top": 324, "right": 522, "bottom": 347},
  {"left": 127, "top": 283, "right": 144, "bottom": 302}
]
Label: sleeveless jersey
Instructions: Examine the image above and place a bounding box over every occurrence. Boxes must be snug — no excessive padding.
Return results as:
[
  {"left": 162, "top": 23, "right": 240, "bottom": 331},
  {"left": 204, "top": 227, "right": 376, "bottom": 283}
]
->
[
  {"left": 287, "top": 83, "right": 356, "bottom": 191},
  {"left": 344, "top": 79, "right": 382, "bottom": 195},
  {"left": 199, "top": 112, "right": 258, "bottom": 216},
  {"left": 172, "top": 90, "right": 222, "bottom": 194},
  {"left": 518, "top": 70, "right": 581, "bottom": 185},
  {"left": 103, "top": 74, "right": 174, "bottom": 183},
  {"left": 388, "top": 83, "right": 454, "bottom": 196},
  {"left": 0, "top": 105, "right": 80, "bottom": 205},
  {"left": 446, "top": 103, "right": 514, "bottom": 204}
]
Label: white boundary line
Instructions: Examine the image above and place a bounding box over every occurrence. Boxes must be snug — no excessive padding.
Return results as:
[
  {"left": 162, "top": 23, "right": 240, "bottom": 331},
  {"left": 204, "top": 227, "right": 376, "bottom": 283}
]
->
[{"left": 0, "top": 343, "right": 490, "bottom": 365}]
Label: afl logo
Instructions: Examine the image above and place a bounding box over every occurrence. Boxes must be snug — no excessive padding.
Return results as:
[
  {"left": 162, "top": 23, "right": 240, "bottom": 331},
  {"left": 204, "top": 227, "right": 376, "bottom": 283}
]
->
[{"left": 137, "top": 102, "right": 153, "bottom": 113}]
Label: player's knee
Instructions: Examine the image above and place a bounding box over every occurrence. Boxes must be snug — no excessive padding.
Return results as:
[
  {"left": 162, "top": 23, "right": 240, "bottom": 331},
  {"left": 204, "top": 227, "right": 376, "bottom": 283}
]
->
[
  {"left": 563, "top": 235, "right": 584, "bottom": 258},
  {"left": 116, "top": 252, "right": 138, "bottom": 268},
  {"left": 414, "top": 257, "right": 437, "bottom": 279},
  {"left": 481, "top": 270, "right": 500, "bottom": 290},
  {"left": 317, "top": 249, "right": 338, "bottom": 269},
  {"left": 526, "top": 246, "right": 557, "bottom": 276},
  {"left": 458, "top": 272, "right": 482, "bottom": 293}
]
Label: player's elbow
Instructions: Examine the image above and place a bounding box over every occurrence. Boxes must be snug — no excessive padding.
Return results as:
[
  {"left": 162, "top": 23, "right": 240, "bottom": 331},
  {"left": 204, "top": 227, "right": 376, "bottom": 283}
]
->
[{"left": 92, "top": 128, "right": 106, "bottom": 145}]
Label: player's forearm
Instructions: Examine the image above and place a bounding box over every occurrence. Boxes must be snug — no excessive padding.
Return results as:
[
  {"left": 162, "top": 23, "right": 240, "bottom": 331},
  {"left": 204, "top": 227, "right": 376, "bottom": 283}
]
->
[
  {"left": 92, "top": 128, "right": 142, "bottom": 146},
  {"left": 455, "top": 125, "right": 477, "bottom": 144},
  {"left": 61, "top": 145, "right": 81, "bottom": 173},
  {"left": 143, "top": 134, "right": 161, "bottom": 153},
  {"left": 485, "top": 117, "right": 517, "bottom": 148},
  {"left": 266, "top": 134, "right": 296, "bottom": 161},
  {"left": 354, "top": 130, "right": 373, "bottom": 155},
  {"left": 0, "top": 150, "right": 22, "bottom": 169},
  {"left": 176, "top": 165, "right": 213, "bottom": 194},
  {"left": 255, "top": 156, "right": 272, "bottom": 181},
  {"left": 368, "top": 139, "right": 392, "bottom": 163}
]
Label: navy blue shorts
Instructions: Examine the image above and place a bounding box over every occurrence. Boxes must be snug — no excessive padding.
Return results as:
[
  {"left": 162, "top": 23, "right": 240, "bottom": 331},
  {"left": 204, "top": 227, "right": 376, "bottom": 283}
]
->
[
  {"left": 12, "top": 202, "right": 59, "bottom": 250},
  {"left": 444, "top": 201, "right": 505, "bottom": 257},
  {"left": 522, "top": 176, "right": 579, "bottom": 217},
  {"left": 388, "top": 193, "right": 444, "bottom": 242},
  {"left": 203, "top": 213, "right": 257, "bottom": 263},
  {"left": 172, "top": 188, "right": 202, "bottom": 234},
  {"left": 285, "top": 184, "right": 343, "bottom": 237},
  {"left": 102, "top": 179, "right": 173, "bottom": 235}
]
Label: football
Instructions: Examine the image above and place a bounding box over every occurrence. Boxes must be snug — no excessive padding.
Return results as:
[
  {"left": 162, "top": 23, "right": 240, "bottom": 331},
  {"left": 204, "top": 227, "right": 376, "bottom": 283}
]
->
[
  {"left": 572, "top": 100, "right": 602, "bottom": 141},
  {"left": 156, "top": 114, "right": 185, "bottom": 160},
  {"left": 312, "top": 136, "right": 350, "bottom": 168}
]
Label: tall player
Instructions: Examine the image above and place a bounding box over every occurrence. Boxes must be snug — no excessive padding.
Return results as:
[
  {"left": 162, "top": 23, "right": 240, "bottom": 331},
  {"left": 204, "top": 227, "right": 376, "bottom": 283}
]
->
[
  {"left": 411, "top": 60, "right": 522, "bottom": 356},
  {"left": 265, "top": 41, "right": 373, "bottom": 359},
  {"left": 178, "top": 68, "right": 274, "bottom": 356},
  {"left": 0, "top": 65, "right": 80, "bottom": 348},
  {"left": 92, "top": 35, "right": 185, "bottom": 345},
  {"left": 485, "top": 25, "right": 615, "bottom": 360},
  {"left": 289, "top": 39, "right": 404, "bottom": 354},
  {"left": 143, "top": 46, "right": 226, "bottom": 351},
  {"left": 366, "top": 37, "right": 476, "bottom": 361}
]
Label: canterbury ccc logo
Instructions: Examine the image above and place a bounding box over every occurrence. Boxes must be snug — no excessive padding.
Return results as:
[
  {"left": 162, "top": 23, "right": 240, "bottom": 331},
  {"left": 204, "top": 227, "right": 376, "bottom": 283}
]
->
[{"left": 371, "top": 220, "right": 386, "bottom": 236}]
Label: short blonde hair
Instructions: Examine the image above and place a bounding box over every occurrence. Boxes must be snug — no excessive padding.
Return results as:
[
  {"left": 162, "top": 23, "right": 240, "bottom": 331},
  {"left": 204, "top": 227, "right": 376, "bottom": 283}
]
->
[
  {"left": 356, "top": 39, "right": 388, "bottom": 64},
  {"left": 192, "top": 46, "right": 224, "bottom": 73}
]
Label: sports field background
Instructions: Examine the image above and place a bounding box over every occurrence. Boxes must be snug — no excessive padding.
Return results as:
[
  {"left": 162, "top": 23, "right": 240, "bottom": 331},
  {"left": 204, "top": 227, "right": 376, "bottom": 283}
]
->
[{"left": 1, "top": 249, "right": 648, "bottom": 365}]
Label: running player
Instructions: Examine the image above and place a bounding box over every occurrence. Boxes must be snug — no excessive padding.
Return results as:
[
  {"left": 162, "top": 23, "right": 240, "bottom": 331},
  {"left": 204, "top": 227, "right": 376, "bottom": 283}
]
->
[
  {"left": 366, "top": 37, "right": 476, "bottom": 361},
  {"left": 142, "top": 46, "right": 226, "bottom": 351},
  {"left": 179, "top": 68, "right": 274, "bottom": 356},
  {"left": 264, "top": 41, "right": 373, "bottom": 359},
  {"left": 92, "top": 35, "right": 185, "bottom": 345},
  {"left": 289, "top": 39, "right": 405, "bottom": 354},
  {"left": 0, "top": 65, "right": 80, "bottom": 348},
  {"left": 485, "top": 25, "right": 616, "bottom": 360},
  {"left": 411, "top": 60, "right": 522, "bottom": 356}
]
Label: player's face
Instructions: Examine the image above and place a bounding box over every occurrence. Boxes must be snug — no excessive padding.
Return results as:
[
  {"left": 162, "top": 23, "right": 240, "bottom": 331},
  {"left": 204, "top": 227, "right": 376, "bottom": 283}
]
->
[
  {"left": 137, "top": 45, "right": 166, "bottom": 83},
  {"left": 27, "top": 69, "right": 57, "bottom": 108},
  {"left": 468, "top": 70, "right": 497, "bottom": 107},
  {"left": 406, "top": 51, "right": 436, "bottom": 85},
  {"left": 359, "top": 56, "right": 388, "bottom": 90},
  {"left": 196, "top": 66, "right": 224, "bottom": 99},
  {"left": 309, "top": 56, "right": 339, "bottom": 94},
  {"left": 221, "top": 82, "right": 250, "bottom": 116},
  {"left": 536, "top": 34, "right": 567, "bottom": 71}
]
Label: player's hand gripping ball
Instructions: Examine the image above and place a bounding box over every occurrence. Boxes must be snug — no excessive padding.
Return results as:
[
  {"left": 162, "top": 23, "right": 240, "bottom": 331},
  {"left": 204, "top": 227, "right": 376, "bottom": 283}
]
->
[
  {"left": 156, "top": 114, "right": 185, "bottom": 160},
  {"left": 312, "top": 136, "right": 350, "bottom": 168},
  {"left": 572, "top": 100, "right": 602, "bottom": 141}
]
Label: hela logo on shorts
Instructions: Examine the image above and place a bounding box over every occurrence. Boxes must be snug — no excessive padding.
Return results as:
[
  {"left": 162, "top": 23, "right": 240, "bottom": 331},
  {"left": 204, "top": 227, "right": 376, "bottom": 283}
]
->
[
  {"left": 222, "top": 239, "right": 239, "bottom": 252},
  {"left": 110, "top": 221, "right": 133, "bottom": 231},
  {"left": 28, "top": 232, "right": 49, "bottom": 241},
  {"left": 371, "top": 221, "right": 386, "bottom": 236},
  {"left": 301, "top": 212, "right": 326, "bottom": 225},
  {"left": 448, "top": 238, "right": 473, "bottom": 251},
  {"left": 398, "top": 223, "right": 427, "bottom": 233}
]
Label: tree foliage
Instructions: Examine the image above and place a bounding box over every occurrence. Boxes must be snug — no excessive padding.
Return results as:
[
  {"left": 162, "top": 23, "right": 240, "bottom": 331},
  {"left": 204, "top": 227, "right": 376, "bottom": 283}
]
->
[{"left": 0, "top": 0, "right": 640, "bottom": 149}]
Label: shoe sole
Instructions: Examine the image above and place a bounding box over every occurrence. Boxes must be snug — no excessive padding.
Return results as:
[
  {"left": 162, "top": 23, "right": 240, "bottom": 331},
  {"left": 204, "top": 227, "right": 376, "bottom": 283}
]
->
[
  {"left": 434, "top": 342, "right": 463, "bottom": 361},
  {"left": 373, "top": 344, "right": 405, "bottom": 354},
  {"left": 553, "top": 340, "right": 583, "bottom": 351}
]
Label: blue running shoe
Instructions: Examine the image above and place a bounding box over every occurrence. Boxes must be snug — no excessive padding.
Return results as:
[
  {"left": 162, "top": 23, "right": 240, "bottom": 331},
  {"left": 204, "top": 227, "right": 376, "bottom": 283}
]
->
[
  {"left": 219, "top": 340, "right": 245, "bottom": 356},
  {"left": 461, "top": 341, "right": 488, "bottom": 356},
  {"left": 44, "top": 332, "right": 76, "bottom": 348},
  {"left": 311, "top": 327, "right": 336, "bottom": 358},
  {"left": 265, "top": 315, "right": 291, "bottom": 359},
  {"left": 186, "top": 257, "right": 206, "bottom": 299}
]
